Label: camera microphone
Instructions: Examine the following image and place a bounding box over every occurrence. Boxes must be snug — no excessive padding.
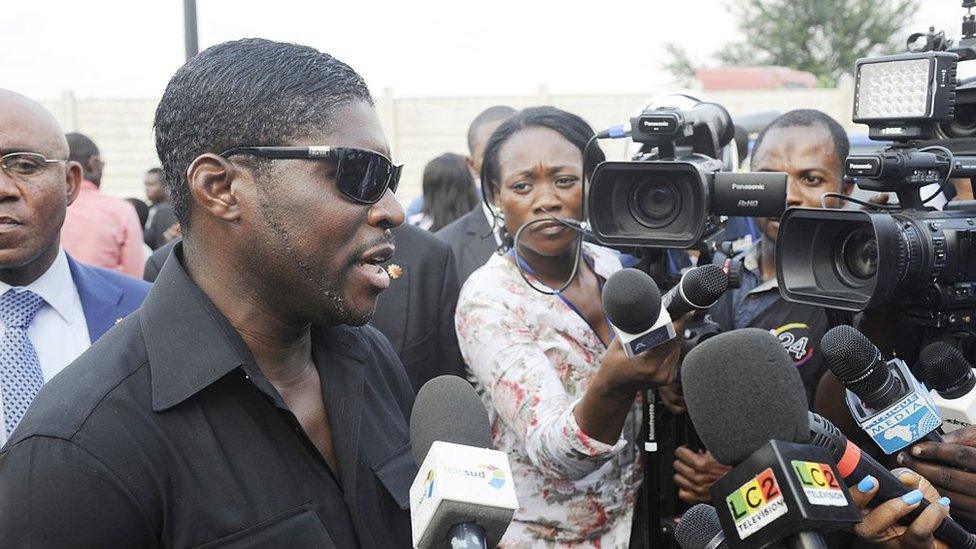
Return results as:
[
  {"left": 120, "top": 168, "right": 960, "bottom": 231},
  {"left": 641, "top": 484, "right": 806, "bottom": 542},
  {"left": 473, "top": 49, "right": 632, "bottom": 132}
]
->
[
  {"left": 409, "top": 375, "right": 518, "bottom": 549},
  {"left": 663, "top": 264, "right": 729, "bottom": 319},
  {"left": 602, "top": 268, "right": 676, "bottom": 357},
  {"left": 807, "top": 412, "right": 976, "bottom": 547},
  {"left": 918, "top": 341, "right": 976, "bottom": 433},
  {"left": 820, "top": 325, "right": 943, "bottom": 454},
  {"left": 682, "top": 329, "right": 861, "bottom": 548},
  {"left": 675, "top": 504, "right": 728, "bottom": 549}
]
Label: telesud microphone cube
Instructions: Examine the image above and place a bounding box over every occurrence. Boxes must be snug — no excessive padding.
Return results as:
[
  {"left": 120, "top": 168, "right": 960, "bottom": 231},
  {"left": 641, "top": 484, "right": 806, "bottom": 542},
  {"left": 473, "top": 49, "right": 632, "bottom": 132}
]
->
[
  {"left": 409, "top": 441, "right": 518, "bottom": 549},
  {"left": 844, "top": 358, "right": 942, "bottom": 454},
  {"left": 710, "top": 440, "right": 861, "bottom": 549}
]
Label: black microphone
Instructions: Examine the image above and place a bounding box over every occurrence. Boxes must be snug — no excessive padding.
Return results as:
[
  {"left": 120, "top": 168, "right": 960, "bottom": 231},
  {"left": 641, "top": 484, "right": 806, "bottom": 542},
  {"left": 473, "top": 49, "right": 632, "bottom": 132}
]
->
[
  {"left": 683, "top": 328, "right": 861, "bottom": 549},
  {"left": 663, "top": 264, "right": 729, "bottom": 319},
  {"left": 676, "top": 504, "right": 729, "bottom": 549},
  {"left": 918, "top": 342, "right": 976, "bottom": 433},
  {"left": 602, "top": 268, "right": 675, "bottom": 356},
  {"left": 807, "top": 412, "right": 976, "bottom": 547},
  {"left": 821, "top": 326, "right": 943, "bottom": 454},
  {"left": 409, "top": 375, "right": 518, "bottom": 549}
]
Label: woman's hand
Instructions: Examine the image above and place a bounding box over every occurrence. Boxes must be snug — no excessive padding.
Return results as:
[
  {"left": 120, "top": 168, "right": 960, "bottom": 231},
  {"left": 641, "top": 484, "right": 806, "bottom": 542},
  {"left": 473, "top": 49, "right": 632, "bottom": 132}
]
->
[
  {"left": 849, "top": 468, "right": 951, "bottom": 549},
  {"left": 592, "top": 313, "right": 689, "bottom": 398},
  {"left": 575, "top": 314, "right": 689, "bottom": 445}
]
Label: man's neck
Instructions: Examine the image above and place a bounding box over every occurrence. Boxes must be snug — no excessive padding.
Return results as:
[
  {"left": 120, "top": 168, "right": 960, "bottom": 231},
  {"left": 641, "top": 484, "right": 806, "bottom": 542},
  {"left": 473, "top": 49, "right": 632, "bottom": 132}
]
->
[
  {"left": 759, "top": 239, "right": 777, "bottom": 283},
  {"left": 183, "top": 242, "right": 314, "bottom": 386},
  {"left": 0, "top": 243, "right": 59, "bottom": 288}
]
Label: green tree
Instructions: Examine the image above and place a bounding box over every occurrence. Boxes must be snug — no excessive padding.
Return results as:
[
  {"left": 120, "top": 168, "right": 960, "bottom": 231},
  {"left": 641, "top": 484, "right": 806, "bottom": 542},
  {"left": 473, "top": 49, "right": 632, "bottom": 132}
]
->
[{"left": 663, "top": 0, "right": 920, "bottom": 87}]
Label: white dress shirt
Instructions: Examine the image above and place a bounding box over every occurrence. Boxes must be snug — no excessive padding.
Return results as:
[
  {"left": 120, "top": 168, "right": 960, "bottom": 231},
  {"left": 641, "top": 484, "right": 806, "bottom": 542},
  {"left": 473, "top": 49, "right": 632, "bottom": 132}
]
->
[{"left": 0, "top": 248, "right": 91, "bottom": 442}]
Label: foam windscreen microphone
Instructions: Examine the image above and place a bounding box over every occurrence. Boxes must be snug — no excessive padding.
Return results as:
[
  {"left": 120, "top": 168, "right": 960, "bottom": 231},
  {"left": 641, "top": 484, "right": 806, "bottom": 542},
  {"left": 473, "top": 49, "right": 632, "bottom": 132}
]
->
[
  {"left": 663, "top": 264, "right": 729, "bottom": 319},
  {"left": 675, "top": 504, "right": 728, "bottom": 549},
  {"left": 683, "top": 329, "right": 861, "bottom": 548},
  {"left": 683, "top": 328, "right": 810, "bottom": 465},
  {"left": 821, "top": 325, "right": 943, "bottom": 454},
  {"left": 409, "top": 375, "right": 518, "bottom": 549},
  {"left": 918, "top": 341, "right": 976, "bottom": 433},
  {"left": 602, "top": 268, "right": 675, "bottom": 357},
  {"left": 808, "top": 412, "right": 976, "bottom": 548}
]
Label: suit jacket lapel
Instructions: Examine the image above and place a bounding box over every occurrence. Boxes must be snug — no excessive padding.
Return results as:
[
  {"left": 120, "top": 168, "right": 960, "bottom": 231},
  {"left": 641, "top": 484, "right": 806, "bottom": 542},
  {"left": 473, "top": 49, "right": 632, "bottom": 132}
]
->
[
  {"left": 462, "top": 210, "right": 497, "bottom": 278},
  {"left": 67, "top": 256, "right": 125, "bottom": 342}
]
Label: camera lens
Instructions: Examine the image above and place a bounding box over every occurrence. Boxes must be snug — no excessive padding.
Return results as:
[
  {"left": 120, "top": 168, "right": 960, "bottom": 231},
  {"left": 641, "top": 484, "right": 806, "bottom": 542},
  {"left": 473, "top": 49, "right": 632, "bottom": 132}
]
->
[
  {"left": 628, "top": 176, "right": 682, "bottom": 229},
  {"left": 938, "top": 103, "right": 976, "bottom": 139},
  {"left": 837, "top": 228, "right": 879, "bottom": 285}
]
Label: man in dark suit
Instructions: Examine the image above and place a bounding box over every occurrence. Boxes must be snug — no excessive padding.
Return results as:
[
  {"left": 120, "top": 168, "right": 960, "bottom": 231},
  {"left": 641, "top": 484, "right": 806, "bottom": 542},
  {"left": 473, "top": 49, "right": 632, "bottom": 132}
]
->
[
  {"left": 0, "top": 89, "right": 148, "bottom": 445},
  {"left": 144, "top": 223, "right": 465, "bottom": 393},
  {"left": 372, "top": 223, "right": 465, "bottom": 391},
  {"left": 436, "top": 105, "right": 516, "bottom": 285},
  {"left": 0, "top": 39, "right": 414, "bottom": 547}
]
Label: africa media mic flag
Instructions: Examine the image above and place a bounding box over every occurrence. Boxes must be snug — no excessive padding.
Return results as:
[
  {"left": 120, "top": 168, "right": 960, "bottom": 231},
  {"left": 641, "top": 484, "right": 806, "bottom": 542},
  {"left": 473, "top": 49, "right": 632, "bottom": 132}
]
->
[{"left": 710, "top": 440, "right": 861, "bottom": 548}]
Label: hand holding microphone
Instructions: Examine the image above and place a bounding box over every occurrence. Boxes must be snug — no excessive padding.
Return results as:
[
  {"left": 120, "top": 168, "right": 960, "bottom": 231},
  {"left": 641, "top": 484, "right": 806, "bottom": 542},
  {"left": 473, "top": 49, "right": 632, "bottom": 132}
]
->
[
  {"left": 850, "top": 468, "right": 951, "bottom": 549},
  {"left": 898, "top": 426, "right": 976, "bottom": 524}
]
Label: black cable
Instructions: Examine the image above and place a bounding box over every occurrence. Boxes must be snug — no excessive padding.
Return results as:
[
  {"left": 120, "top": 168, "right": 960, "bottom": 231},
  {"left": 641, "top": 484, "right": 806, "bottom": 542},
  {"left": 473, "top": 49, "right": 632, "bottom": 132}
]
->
[
  {"left": 819, "top": 192, "right": 897, "bottom": 210},
  {"left": 919, "top": 145, "right": 955, "bottom": 205},
  {"left": 509, "top": 135, "right": 602, "bottom": 296}
]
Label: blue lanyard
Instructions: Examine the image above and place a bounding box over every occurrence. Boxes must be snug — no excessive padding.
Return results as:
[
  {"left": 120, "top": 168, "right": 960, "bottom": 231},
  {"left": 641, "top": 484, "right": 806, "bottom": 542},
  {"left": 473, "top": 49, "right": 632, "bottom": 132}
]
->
[{"left": 507, "top": 248, "right": 615, "bottom": 346}]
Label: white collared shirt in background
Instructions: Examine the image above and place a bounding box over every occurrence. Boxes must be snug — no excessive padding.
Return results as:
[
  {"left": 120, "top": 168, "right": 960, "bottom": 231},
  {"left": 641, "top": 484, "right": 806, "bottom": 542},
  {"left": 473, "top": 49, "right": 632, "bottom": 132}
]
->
[{"left": 0, "top": 248, "right": 91, "bottom": 443}]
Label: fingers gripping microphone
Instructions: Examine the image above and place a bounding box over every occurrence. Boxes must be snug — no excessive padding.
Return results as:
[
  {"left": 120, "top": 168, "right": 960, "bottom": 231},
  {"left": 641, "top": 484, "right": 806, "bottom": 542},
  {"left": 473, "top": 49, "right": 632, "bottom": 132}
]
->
[
  {"left": 409, "top": 376, "right": 518, "bottom": 549},
  {"left": 663, "top": 264, "right": 730, "bottom": 319},
  {"left": 918, "top": 342, "right": 976, "bottom": 433},
  {"left": 602, "top": 268, "right": 676, "bottom": 357},
  {"left": 808, "top": 412, "right": 976, "bottom": 548},
  {"left": 683, "top": 329, "right": 861, "bottom": 549},
  {"left": 821, "top": 326, "right": 943, "bottom": 454},
  {"left": 675, "top": 504, "right": 729, "bottom": 549}
]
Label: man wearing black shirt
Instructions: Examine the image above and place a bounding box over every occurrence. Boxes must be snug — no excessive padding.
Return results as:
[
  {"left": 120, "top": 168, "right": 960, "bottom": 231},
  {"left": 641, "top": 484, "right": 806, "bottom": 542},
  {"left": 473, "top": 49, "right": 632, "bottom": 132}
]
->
[{"left": 0, "top": 39, "right": 415, "bottom": 548}]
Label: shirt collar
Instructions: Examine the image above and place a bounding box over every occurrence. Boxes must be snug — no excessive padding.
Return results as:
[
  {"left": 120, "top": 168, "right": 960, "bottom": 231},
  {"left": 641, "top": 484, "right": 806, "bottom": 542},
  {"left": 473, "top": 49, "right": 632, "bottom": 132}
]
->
[
  {"left": 0, "top": 248, "right": 78, "bottom": 323},
  {"left": 741, "top": 238, "right": 778, "bottom": 295},
  {"left": 141, "top": 241, "right": 367, "bottom": 412}
]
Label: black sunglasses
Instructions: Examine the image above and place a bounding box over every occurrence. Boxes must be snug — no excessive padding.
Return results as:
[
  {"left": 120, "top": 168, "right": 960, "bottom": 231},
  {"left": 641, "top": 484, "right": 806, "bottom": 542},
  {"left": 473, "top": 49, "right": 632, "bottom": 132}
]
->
[{"left": 219, "top": 146, "right": 402, "bottom": 204}]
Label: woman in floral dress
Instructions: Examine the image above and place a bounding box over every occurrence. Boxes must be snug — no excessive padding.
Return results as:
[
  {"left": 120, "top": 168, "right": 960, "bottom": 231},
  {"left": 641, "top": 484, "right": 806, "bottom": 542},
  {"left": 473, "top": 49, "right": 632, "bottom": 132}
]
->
[{"left": 455, "top": 106, "right": 683, "bottom": 547}]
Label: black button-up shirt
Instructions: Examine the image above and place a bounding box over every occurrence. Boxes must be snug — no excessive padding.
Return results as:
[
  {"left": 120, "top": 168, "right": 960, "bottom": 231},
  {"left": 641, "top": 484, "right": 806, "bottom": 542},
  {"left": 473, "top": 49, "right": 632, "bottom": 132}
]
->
[{"left": 0, "top": 244, "right": 417, "bottom": 548}]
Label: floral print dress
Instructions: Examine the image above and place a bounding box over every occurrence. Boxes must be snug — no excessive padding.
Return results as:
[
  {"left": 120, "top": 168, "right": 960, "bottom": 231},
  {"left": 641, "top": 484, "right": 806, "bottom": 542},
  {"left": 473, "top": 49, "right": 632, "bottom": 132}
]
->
[{"left": 455, "top": 244, "right": 641, "bottom": 548}]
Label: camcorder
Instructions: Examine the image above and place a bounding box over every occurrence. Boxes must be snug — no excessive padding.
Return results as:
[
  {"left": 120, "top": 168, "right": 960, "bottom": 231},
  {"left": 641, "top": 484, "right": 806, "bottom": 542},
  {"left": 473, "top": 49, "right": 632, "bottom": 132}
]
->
[
  {"left": 777, "top": 2, "right": 976, "bottom": 332},
  {"left": 586, "top": 94, "right": 788, "bottom": 253}
]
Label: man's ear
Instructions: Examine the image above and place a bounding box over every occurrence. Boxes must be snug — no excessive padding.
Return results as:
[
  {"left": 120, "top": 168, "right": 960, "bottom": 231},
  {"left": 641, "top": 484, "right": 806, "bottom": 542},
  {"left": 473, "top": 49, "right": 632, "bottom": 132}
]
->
[
  {"left": 466, "top": 155, "right": 477, "bottom": 179},
  {"left": 64, "top": 161, "right": 83, "bottom": 206},
  {"left": 187, "top": 153, "right": 243, "bottom": 223}
]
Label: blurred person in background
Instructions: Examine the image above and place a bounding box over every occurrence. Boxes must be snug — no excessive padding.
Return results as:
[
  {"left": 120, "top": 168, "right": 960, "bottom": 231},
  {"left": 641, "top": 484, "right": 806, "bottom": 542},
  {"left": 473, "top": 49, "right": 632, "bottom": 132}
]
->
[
  {"left": 60, "top": 133, "right": 145, "bottom": 278},
  {"left": 408, "top": 152, "right": 478, "bottom": 231},
  {"left": 0, "top": 89, "right": 148, "bottom": 444},
  {"left": 436, "top": 105, "right": 516, "bottom": 284},
  {"left": 143, "top": 166, "right": 179, "bottom": 250},
  {"left": 125, "top": 197, "right": 149, "bottom": 229},
  {"left": 455, "top": 106, "right": 685, "bottom": 546}
]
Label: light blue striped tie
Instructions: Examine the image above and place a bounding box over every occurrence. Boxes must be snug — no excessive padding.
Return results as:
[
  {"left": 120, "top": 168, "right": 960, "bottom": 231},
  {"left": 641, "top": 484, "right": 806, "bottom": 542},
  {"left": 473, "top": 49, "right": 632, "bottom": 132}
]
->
[{"left": 0, "top": 289, "right": 46, "bottom": 438}]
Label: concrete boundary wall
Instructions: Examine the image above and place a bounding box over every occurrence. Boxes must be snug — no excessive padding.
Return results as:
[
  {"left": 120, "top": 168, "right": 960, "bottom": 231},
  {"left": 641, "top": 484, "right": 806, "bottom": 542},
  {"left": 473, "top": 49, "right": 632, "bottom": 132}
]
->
[{"left": 40, "top": 84, "right": 858, "bottom": 202}]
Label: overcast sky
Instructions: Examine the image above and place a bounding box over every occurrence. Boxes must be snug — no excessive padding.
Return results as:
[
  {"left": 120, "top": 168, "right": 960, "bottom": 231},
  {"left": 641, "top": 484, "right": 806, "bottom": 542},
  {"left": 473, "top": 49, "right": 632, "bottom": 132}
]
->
[{"left": 0, "top": 1, "right": 964, "bottom": 100}]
